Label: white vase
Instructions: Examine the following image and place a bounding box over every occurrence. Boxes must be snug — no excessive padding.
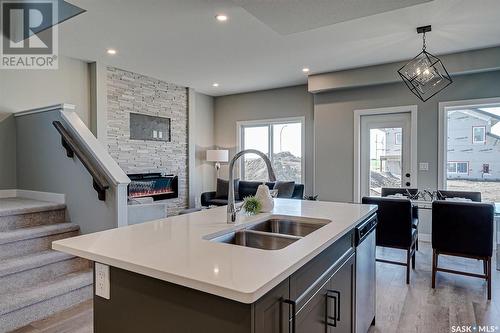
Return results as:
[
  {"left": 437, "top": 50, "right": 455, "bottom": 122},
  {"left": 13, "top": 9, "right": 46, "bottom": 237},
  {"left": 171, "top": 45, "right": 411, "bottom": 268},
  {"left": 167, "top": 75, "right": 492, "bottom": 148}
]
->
[{"left": 255, "top": 184, "right": 274, "bottom": 213}]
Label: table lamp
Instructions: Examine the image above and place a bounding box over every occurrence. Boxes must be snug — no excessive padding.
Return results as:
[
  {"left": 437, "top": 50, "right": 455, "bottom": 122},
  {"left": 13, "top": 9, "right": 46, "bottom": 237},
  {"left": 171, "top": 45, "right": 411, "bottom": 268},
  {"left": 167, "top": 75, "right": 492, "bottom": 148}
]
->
[{"left": 206, "top": 149, "right": 229, "bottom": 178}]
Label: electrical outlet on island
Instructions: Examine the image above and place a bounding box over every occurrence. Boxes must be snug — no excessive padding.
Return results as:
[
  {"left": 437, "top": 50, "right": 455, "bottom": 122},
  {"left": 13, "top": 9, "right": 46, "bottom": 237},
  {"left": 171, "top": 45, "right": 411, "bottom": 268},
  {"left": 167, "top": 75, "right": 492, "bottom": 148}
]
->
[{"left": 95, "top": 263, "right": 110, "bottom": 299}]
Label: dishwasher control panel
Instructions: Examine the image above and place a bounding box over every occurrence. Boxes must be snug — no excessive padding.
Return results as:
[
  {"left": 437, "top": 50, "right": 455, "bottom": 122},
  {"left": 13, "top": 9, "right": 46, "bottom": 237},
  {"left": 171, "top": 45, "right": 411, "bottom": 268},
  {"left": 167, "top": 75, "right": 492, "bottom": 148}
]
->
[{"left": 355, "top": 214, "right": 377, "bottom": 245}]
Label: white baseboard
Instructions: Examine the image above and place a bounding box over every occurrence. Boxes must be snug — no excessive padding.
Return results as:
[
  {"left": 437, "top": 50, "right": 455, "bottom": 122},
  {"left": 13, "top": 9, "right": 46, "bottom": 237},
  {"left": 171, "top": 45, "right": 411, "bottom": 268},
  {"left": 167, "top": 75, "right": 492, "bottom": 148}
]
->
[
  {"left": 17, "top": 190, "right": 66, "bottom": 204},
  {"left": 0, "top": 189, "right": 18, "bottom": 198},
  {"left": 0, "top": 189, "right": 65, "bottom": 204}
]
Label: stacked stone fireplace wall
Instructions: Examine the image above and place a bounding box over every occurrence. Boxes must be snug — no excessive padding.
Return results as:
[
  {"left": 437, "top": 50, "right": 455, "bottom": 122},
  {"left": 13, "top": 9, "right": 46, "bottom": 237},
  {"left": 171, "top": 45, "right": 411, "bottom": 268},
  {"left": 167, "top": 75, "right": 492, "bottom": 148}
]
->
[{"left": 106, "top": 66, "right": 188, "bottom": 215}]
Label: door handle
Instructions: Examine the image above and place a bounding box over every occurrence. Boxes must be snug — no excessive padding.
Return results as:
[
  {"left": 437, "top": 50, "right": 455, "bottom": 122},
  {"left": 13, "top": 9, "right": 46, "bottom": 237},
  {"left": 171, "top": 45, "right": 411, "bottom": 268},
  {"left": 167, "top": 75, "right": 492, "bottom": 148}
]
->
[
  {"left": 282, "top": 299, "right": 296, "bottom": 333},
  {"left": 326, "top": 290, "right": 340, "bottom": 327}
]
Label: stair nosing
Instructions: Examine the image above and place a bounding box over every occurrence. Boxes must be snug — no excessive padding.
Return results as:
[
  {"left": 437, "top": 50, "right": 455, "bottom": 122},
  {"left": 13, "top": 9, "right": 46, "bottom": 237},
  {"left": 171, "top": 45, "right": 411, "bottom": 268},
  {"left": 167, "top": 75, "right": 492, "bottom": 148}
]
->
[
  {"left": 0, "top": 270, "right": 93, "bottom": 316},
  {"left": 0, "top": 250, "right": 76, "bottom": 278},
  {"left": 0, "top": 223, "right": 80, "bottom": 245}
]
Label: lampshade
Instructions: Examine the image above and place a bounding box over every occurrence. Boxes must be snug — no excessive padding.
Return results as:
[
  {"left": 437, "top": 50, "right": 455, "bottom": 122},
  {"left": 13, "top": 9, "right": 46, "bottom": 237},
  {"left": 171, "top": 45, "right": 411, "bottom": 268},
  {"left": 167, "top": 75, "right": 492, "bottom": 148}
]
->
[{"left": 206, "top": 149, "right": 229, "bottom": 162}]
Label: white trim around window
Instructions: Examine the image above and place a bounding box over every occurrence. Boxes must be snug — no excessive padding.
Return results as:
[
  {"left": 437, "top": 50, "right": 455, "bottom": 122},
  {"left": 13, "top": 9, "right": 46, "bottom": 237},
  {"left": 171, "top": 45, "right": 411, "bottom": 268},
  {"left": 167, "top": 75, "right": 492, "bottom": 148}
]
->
[
  {"left": 236, "top": 116, "right": 306, "bottom": 184},
  {"left": 472, "top": 126, "right": 486, "bottom": 144},
  {"left": 438, "top": 97, "right": 500, "bottom": 189},
  {"left": 447, "top": 161, "right": 469, "bottom": 175}
]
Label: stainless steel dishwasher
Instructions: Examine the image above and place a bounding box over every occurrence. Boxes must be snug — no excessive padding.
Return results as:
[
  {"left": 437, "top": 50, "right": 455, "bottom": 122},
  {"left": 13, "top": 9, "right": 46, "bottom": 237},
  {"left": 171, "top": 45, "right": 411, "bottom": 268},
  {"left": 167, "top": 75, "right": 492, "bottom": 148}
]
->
[{"left": 355, "top": 214, "right": 377, "bottom": 333}]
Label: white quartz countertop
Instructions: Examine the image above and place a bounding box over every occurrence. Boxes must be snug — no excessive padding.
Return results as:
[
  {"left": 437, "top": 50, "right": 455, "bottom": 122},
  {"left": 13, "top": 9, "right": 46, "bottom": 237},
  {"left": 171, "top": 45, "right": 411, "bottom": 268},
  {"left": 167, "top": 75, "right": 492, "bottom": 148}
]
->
[{"left": 52, "top": 199, "right": 377, "bottom": 303}]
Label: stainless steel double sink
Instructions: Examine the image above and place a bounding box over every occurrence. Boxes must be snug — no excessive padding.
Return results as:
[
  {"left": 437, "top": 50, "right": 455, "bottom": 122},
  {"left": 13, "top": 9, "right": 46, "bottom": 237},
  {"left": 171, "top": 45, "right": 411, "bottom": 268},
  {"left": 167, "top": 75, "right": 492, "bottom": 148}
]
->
[{"left": 207, "top": 216, "right": 331, "bottom": 250}]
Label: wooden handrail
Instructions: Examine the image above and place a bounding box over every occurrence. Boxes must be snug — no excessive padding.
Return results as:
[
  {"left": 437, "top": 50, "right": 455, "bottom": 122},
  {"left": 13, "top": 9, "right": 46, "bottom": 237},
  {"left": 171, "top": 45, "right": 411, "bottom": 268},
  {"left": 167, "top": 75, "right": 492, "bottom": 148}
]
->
[{"left": 53, "top": 121, "right": 110, "bottom": 201}]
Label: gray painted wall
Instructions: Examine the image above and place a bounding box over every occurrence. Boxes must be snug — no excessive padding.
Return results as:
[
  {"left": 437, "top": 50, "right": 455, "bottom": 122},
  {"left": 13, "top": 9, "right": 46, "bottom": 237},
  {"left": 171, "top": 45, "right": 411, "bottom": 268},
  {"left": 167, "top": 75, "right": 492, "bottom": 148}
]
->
[
  {"left": 309, "top": 46, "right": 500, "bottom": 93},
  {"left": 0, "top": 55, "right": 90, "bottom": 189},
  {"left": 314, "top": 70, "right": 500, "bottom": 204},
  {"left": 194, "top": 92, "right": 216, "bottom": 205},
  {"left": 214, "top": 85, "right": 314, "bottom": 195},
  {"left": 0, "top": 113, "right": 17, "bottom": 189},
  {"left": 0, "top": 56, "right": 91, "bottom": 125},
  {"left": 16, "top": 110, "right": 117, "bottom": 233}
]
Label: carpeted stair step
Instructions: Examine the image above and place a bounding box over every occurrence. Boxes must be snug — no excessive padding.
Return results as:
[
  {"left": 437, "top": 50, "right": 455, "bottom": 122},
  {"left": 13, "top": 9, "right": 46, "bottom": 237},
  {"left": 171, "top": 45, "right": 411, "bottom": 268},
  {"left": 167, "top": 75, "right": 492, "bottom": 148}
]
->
[
  {"left": 0, "top": 198, "right": 66, "bottom": 232},
  {"left": 0, "top": 251, "right": 90, "bottom": 294},
  {"left": 0, "top": 223, "right": 80, "bottom": 260},
  {"left": 0, "top": 270, "right": 93, "bottom": 333}
]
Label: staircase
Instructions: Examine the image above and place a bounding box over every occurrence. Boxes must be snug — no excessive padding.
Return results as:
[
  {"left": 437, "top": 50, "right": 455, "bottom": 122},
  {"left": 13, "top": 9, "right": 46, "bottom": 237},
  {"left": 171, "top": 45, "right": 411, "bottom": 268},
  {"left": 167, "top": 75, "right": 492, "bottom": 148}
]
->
[{"left": 0, "top": 197, "right": 93, "bottom": 333}]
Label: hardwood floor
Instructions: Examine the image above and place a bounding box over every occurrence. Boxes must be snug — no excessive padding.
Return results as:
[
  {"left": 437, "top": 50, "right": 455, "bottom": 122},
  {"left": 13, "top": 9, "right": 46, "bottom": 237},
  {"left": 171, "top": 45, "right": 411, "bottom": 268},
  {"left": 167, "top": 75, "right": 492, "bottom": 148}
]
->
[
  {"left": 10, "top": 300, "right": 92, "bottom": 333},
  {"left": 369, "top": 242, "right": 500, "bottom": 333},
  {"left": 11, "top": 242, "right": 500, "bottom": 333}
]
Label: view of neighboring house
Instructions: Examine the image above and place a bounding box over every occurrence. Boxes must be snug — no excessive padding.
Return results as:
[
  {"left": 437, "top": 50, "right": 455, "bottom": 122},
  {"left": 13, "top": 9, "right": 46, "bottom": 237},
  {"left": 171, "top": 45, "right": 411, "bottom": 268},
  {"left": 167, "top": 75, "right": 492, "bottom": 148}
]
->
[
  {"left": 378, "top": 127, "right": 403, "bottom": 176},
  {"left": 445, "top": 107, "right": 500, "bottom": 202},
  {"left": 369, "top": 128, "right": 403, "bottom": 195},
  {"left": 447, "top": 108, "right": 500, "bottom": 180}
]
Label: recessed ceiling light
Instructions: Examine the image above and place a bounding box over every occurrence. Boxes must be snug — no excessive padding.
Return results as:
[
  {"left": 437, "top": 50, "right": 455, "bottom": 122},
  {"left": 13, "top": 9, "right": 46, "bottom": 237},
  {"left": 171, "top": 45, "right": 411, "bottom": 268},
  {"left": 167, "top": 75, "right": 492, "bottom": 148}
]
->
[
  {"left": 302, "top": 67, "right": 310, "bottom": 73},
  {"left": 215, "top": 14, "right": 228, "bottom": 22},
  {"left": 106, "top": 49, "right": 117, "bottom": 55},
  {"left": 212, "top": 83, "right": 219, "bottom": 87}
]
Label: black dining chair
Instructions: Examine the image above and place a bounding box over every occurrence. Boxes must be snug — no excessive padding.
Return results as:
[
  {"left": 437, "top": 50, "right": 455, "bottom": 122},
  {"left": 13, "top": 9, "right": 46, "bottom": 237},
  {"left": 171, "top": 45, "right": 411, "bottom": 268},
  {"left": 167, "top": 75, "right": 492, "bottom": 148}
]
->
[
  {"left": 436, "top": 190, "right": 481, "bottom": 202},
  {"left": 381, "top": 188, "right": 420, "bottom": 250},
  {"left": 362, "top": 196, "right": 417, "bottom": 284},
  {"left": 431, "top": 200, "right": 494, "bottom": 299}
]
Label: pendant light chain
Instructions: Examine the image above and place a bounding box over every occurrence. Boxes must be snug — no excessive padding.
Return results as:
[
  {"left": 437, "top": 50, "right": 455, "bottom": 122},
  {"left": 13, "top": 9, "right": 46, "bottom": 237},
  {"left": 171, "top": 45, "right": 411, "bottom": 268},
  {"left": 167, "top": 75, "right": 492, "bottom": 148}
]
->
[{"left": 422, "top": 32, "right": 427, "bottom": 51}]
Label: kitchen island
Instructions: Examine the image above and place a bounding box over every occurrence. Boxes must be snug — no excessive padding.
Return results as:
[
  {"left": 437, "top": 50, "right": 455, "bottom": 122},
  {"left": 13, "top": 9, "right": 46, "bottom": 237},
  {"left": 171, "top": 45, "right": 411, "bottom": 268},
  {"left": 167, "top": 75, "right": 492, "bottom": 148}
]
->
[{"left": 53, "top": 199, "right": 377, "bottom": 333}]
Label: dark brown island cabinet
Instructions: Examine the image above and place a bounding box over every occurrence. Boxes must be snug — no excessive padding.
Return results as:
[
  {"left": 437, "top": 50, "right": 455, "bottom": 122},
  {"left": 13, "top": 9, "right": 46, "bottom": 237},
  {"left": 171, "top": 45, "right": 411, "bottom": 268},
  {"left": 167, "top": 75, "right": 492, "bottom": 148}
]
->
[{"left": 94, "top": 227, "right": 364, "bottom": 333}]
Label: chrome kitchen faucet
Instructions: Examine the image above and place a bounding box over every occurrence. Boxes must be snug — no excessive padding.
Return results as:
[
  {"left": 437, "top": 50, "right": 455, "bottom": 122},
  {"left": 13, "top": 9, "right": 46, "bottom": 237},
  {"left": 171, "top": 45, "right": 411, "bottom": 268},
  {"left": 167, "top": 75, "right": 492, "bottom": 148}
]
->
[{"left": 227, "top": 149, "right": 276, "bottom": 223}]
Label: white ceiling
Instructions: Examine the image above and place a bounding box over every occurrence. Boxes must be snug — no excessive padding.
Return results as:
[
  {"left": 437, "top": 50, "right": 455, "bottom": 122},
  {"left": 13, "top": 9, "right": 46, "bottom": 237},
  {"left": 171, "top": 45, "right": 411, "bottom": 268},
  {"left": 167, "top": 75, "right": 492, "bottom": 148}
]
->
[
  {"left": 233, "top": 0, "right": 433, "bottom": 35},
  {"left": 60, "top": 0, "right": 500, "bottom": 96}
]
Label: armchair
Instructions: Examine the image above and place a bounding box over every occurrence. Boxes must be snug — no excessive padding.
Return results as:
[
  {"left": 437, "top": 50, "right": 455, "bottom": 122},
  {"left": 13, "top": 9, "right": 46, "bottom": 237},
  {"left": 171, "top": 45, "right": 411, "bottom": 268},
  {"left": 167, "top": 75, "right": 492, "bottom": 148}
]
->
[
  {"left": 362, "top": 196, "right": 417, "bottom": 284},
  {"left": 431, "top": 200, "right": 494, "bottom": 299},
  {"left": 381, "top": 187, "right": 420, "bottom": 250}
]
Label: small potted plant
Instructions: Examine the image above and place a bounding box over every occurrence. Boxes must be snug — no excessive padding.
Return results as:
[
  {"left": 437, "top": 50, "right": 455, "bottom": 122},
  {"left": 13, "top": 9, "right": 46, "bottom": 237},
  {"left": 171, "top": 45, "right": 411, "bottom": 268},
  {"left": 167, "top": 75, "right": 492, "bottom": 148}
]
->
[{"left": 243, "top": 196, "right": 262, "bottom": 215}]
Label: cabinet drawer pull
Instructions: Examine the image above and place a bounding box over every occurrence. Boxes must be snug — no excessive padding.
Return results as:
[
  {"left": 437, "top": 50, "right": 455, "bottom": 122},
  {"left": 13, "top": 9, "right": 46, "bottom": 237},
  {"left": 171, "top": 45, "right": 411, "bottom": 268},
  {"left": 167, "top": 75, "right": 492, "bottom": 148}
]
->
[
  {"left": 326, "top": 293, "right": 337, "bottom": 327},
  {"left": 326, "top": 290, "right": 341, "bottom": 327},
  {"left": 328, "top": 290, "right": 341, "bottom": 320},
  {"left": 282, "top": 299, "right": 296, "bottom": 333}
]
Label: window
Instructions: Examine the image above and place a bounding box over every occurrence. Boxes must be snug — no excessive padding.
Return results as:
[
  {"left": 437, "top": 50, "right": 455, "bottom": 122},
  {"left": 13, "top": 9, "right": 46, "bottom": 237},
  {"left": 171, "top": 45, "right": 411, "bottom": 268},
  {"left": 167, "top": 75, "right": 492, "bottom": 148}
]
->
[
  {"left": 447, "top": 162, "right": 469, "bottom": 175},
  {"left": 447, "top": 162, "right": 456, "bottom": 174},
  {"left": 441, "top": 101, "right": 500, "bottom": 203},
  {"left": 472, "top": 126, "right": 486, "bottom": 144},
  {"left": 483, "top": 164, "right": 490, "bottom": 174},
  {"left": 395, "top": 132, "right": 402, "bottom": 145},
  {"left": 239, "top": 118, "right": 304, "bottom": 184}
]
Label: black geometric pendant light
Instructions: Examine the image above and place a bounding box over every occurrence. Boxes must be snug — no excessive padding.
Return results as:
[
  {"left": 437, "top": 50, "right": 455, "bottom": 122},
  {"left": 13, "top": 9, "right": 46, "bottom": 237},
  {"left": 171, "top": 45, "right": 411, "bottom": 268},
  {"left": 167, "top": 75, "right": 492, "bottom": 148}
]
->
[{"left": 398, "top": 25, "right": 452, "bottom": 102}]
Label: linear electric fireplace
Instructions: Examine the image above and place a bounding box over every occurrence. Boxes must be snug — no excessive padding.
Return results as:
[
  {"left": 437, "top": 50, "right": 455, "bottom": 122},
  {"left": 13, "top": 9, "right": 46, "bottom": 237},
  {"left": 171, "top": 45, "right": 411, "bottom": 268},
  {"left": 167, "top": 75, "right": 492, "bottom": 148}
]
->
[{"left": 127, "top": 173, "right": 178, "bottom": 201}]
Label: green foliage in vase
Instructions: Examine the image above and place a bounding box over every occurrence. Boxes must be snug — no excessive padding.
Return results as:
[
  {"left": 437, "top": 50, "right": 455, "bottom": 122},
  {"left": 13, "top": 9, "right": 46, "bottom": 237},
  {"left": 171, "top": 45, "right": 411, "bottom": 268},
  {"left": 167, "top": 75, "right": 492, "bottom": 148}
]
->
[{"left": 243, "top": 196, "right": 262, "bottom": 215}]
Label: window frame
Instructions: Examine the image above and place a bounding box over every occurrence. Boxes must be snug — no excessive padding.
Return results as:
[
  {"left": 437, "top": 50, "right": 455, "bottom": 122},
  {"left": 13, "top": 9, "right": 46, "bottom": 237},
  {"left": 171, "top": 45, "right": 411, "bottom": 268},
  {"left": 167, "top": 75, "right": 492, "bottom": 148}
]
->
[
  {"left": 237, "top": 117, "right": 305, "bottom": 184},
  {"left": 483, "top": 163, "right": 490, "bottom": 174},
  {"left": 447, "top": 161, "right": 469, "bottom": 175},
  {"left": 438, "top": 97, "right": 500, "bottom": 191},
  {"left": 472, "top": 125, "right": 486, "bottom": 144}
]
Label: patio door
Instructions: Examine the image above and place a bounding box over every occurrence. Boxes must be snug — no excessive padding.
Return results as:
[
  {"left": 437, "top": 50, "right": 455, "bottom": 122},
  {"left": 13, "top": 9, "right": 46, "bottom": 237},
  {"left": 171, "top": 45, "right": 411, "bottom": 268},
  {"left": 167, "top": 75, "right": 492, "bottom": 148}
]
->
[{"left": 360, "top": 113, "right": 413, "bottom": 198}]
